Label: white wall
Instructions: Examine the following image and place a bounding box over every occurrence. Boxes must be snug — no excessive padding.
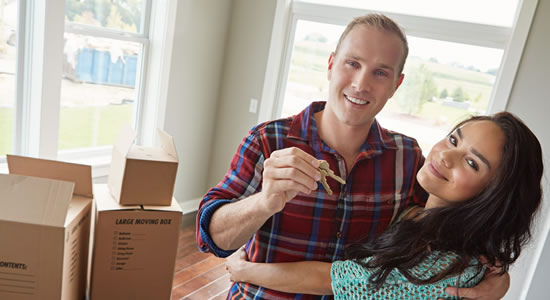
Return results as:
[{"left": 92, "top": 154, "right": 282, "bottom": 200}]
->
[
  {"left": 207, "top": 0, "right": 278, "bottom": 187},
  {"left": 163, "top": 0, "right": 233, "bottom": 211},
  {"left": 503, "top": 0, "right": 550, "bottom": 299}
]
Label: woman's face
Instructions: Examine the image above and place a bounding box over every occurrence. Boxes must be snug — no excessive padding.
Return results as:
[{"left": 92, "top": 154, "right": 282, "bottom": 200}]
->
[{"left": 417, "top": 120, "right": 506, "bottom": 208}]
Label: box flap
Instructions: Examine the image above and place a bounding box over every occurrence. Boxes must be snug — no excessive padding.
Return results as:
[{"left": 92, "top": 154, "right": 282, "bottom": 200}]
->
[
  {"left": 6, "top": 155, "right": 93, "bottom": 198},
  {"left": 143, "top": 198, "right": 182, "bottom": 212},
  {"left": 0, "top": 174, "right": 75, "bottom": 227},
  {"left": 158, "top": 128, "right": 178, "bottom": 161},
  {"left": 126, "top": 145, "right": 178, "bottom": 162},
  {"left": 114, "top": 123, "right": 136, "bottom": 156},
  {"left": 94, "top": 184, "right": 141, "bottom": 211}
]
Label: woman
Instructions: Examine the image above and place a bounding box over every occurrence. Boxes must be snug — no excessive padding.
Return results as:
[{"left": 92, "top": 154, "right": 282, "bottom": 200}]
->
[{"left": 225, "top": 112, "right": 544, "bottom": 299}]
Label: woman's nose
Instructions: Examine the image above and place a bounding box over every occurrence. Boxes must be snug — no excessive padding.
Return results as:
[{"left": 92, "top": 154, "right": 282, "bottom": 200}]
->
[{"left": 439, "top": 150, "right": 453, "bottom": 168}]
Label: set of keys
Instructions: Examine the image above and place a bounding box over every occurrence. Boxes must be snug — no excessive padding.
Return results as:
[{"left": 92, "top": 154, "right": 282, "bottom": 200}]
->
[{"left": 317, "top": 160, "right": 345, "bottom": 195}]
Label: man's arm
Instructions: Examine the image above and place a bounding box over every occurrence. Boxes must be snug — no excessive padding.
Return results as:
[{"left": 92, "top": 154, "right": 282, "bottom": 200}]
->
[
  {"left": 199, "top": 146, "right": 322, "bottom": 253},
  {"left": 225, "top": 247, "right": 333, "bottom": 295}
]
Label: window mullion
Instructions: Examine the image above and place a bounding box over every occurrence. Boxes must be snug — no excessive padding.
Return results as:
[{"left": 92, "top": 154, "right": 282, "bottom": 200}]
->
[
  {"left": 23, "top": 0, "right": 65, "bottom": 159},
  {"left": 65, "top": 22, "right": 149, "bottom": 44}
]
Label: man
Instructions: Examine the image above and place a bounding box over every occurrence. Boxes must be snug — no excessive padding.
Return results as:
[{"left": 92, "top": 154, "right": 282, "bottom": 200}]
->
[{"left": 197, "top": 14, "right": 508, "bottom": 299}]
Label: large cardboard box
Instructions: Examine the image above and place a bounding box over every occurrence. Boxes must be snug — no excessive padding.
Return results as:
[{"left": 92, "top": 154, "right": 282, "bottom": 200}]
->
[
  {"left": 108, "top": 125, "right": 179, "bottom": 206},
  {"left": 90, "top": 184, "right": 182, "bottom": 300},
  {"left": 0, "top": 155, "right": 93, "bottom": 300}
]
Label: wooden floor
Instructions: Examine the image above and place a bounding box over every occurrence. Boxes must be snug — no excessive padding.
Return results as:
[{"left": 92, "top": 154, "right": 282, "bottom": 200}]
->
[{"left": 171, "top": 214, "right": 232, "bottom": 300}]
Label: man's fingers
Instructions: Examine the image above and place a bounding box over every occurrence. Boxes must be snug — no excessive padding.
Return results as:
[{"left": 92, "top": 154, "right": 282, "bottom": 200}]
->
[
  {"left": 445, "top": 286, "right": 476, "bottom": 299},
  {"left": 264, "top": 166, "right": 318, "bottom": 191},
  {"left": 266, "top": 153, "right": 320, "bottom": 179}
]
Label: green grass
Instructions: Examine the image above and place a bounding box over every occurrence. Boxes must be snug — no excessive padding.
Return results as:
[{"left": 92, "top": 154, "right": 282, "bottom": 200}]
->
[
  {"left": 59, "top": 104, "right": 133, "bottom": 150},
  {"left": 0, "top": 105, "right": 133, "bottom": 156},
  {"left": 287, "top": 40, "right": 496, "bottom": 124}
]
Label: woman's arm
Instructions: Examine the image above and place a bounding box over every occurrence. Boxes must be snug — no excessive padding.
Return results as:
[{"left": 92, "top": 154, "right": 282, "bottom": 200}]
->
[{"left": 225, "top": 247, "right": 333, "bottom": 295}]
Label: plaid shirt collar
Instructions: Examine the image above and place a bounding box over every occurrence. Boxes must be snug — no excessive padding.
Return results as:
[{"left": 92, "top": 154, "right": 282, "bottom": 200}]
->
[{"left": 287, "top": 101, "right": 398, "bottom": 158}]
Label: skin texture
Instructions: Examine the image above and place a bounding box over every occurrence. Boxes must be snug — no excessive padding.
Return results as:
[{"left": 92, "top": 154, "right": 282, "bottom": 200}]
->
[
  {"left": 317, "top": 25, "right": 404, "bottom": 170},
  {"left": 418, "top": 120, "right": 505, "bottom": 209}
]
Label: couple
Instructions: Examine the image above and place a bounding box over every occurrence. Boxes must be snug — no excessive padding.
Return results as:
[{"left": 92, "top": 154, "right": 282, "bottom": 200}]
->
[{"left": 197, "top": 13, "right": 543, "bottom": 299}]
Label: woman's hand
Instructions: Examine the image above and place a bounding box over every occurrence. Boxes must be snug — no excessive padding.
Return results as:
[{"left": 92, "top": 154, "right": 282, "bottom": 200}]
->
[{"left": 225, "top": 246, "right": 250, "bottom": 282}]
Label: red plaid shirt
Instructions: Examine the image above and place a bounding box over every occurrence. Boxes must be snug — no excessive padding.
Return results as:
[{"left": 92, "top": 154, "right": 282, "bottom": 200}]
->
[{"left": 197, "top": 102, "right": 427, "bottom": 299}]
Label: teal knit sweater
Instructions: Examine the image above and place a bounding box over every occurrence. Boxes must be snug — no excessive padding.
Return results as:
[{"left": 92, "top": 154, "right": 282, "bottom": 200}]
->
[{"left": 331, "top": 251, "right": 486, "bottom": 299}]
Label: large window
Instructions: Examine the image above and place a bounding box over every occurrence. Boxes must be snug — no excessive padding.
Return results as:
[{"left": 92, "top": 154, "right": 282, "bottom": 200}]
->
[
  {"left": 263, "top": 0, "right": 535, "bottom": 153},
  {"left": 60, "top": 0, "right": 148, "bottom": 151},
  {"left": 0, "top": 0, "right": 176, "bottom": 175}
]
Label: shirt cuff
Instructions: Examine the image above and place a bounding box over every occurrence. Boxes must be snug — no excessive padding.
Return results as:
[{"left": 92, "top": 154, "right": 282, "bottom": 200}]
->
[{"left": 199, "top": 199, "right": 236, "bottom": 257}]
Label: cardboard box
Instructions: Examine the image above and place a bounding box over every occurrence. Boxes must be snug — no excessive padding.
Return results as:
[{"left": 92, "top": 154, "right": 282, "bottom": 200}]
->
[
  {"left": 108, "top": 125, "right": 179, "bottom": 206},
  {"left": 90, "top": 184, "right": 182, "bottom": 300},
  {"left": 0, "top": 155, "right": 93, "bottom": 300}
]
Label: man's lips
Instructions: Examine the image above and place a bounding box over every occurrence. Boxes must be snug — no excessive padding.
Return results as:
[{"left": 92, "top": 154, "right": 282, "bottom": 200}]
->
[{"left": 428, "top": 161, "right": 448, "bottom": 181}]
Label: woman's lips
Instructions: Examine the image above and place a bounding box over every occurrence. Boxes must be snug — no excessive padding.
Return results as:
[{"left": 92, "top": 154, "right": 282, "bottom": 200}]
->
[{"left": 428, "top": 161, "right": 448, "bottom": 181}]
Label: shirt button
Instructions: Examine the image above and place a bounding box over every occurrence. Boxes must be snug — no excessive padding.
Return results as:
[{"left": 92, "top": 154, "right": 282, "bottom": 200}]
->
[{"left": 336, "top": 231, "right": 342, "bottom": 239}]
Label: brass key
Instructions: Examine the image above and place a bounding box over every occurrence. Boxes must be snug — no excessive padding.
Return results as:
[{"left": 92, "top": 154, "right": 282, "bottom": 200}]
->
[{"left": 317, "top": 160, "right": 345, "bottom": 195}]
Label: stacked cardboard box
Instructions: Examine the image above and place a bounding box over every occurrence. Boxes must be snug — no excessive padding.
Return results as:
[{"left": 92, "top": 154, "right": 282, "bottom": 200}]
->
[
  {"left": 89, "top": 126, "right": 182, "bottom": 300},
  {"left": 0, "top": 155, "right": 93, "bottom": 300}
]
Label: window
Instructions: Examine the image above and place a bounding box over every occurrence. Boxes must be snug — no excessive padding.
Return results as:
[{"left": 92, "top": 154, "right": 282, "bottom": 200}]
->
[
  {"left": 60, "top": 0, "right": 149, "bottom": 152},
  {"left": 0, "top": 0, "right": 16, "bottom": 157},
  {"left": 261, "top": 0, "right": 536, "bottom": 153},
  {"left": 0, "top": 0, "right": 177, "bottom": 175}
]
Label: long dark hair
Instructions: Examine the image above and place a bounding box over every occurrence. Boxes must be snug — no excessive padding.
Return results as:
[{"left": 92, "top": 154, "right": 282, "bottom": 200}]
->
[{"left": 346, "top": 112, "right": 544, "bottom": 287}]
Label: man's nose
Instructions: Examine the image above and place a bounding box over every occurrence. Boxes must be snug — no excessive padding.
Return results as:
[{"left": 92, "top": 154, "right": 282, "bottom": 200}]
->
[{"left": 352, "top": 70, "right": 371, "bottom": 92}]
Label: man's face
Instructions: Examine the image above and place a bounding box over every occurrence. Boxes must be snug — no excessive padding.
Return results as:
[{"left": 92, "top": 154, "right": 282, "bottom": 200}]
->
[{"left": 325, "top": 25, "right": 405, "bottom": 129}]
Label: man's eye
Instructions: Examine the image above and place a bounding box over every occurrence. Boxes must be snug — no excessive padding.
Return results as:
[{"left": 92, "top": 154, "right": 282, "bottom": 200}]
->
[
  {"left": 347, "top": 61, "right": 359, "bottom": 68},
  {"left": 375, "top": 70, "right": 387, "bottom": 77},
  {"left": 467, "top": 159, "right": 479, "bottom": 171}
]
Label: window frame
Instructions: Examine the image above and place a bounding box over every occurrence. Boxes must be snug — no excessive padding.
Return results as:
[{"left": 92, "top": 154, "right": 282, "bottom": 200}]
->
[
  {"left": 1, "top": 0, "right": 178, "bottom": 177},
  {"left": 258, "top": 0, "right": 538, "bottom": 123}
]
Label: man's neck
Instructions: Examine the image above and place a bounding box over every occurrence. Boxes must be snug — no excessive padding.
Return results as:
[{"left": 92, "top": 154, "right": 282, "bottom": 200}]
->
[{"left": 315, "top": 109, "right": 372, "bottom": 171}]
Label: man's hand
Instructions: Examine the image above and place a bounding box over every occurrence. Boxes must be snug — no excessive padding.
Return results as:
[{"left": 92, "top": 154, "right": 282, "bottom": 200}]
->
[
  {"left": 441, "top": 269, "right": 510, "bottom": 300},
  {"left": 260, "top": 147, "right": 321, "bottom": 214},
  {"left": 225, "top": 246, "right": 249, "bottom": 282}
]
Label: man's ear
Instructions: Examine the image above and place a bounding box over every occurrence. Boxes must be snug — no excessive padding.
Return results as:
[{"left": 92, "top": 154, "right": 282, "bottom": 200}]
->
[
  {"left": 327, "top": 52, "right": 335, "bottom": 81},
  {"left": 389, "top": 73, "right": 405, "bottom": 99},
  {"left": 395, "top": 73, "right": 404, "bottom": 90}
]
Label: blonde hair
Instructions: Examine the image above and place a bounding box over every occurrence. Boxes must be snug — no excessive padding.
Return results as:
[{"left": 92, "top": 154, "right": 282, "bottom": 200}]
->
[{"left": 335, "top": 14, "right": 409, "bottom": 75}]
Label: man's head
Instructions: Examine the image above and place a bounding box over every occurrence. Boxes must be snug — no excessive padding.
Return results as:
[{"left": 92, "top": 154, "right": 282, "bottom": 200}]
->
[
  {"left": 335, "top": 14, "right": 409, "bottom": 75},
  {"left": 324, "top": 14, "right": 407, "bottom": 130}
]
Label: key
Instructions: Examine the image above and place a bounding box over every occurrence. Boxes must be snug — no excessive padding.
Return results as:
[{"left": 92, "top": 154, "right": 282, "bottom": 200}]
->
[
  {"left": 317, "top": 160, "right": 345, "bottom": 195},
  {"left": 318, "top": 160, "right": 346, "bottom": 184},
  {"left": 319, "top": 169, "right": 333, "bottom": 195}
]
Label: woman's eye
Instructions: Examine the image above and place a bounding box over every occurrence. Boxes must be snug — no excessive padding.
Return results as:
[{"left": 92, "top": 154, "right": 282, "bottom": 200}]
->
[
  {"left": 448, "top": 135, "right": 457, "bottom": 146},
  {"left": 467, "top": 159, "right": 479, "bottom": 171}
]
